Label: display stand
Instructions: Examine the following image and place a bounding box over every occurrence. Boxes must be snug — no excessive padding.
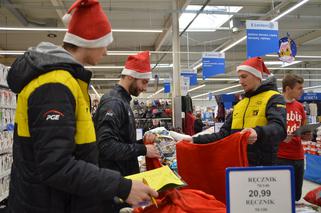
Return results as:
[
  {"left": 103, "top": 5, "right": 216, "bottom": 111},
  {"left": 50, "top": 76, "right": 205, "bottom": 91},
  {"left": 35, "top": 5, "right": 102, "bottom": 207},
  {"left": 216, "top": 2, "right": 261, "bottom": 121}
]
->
[{"left": 0, "top": 85, "right": 15, "bottom": 202}]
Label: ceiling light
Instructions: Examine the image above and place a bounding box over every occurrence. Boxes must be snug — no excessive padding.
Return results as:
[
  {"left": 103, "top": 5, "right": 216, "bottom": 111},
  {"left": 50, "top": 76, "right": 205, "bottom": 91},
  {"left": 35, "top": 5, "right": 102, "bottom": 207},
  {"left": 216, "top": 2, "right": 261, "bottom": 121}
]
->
[
  {"left": 180, "top": 5, "right": 242, "bottom": 32},
  {"left": 304, "top": 85, "right": 321, "bottom": 90},
  {"left": 269, "top": 67, "right": 321, "bottom": 71},
  {"left": 271, "top": 0, "right": 311, "bottom": 22},
  {"left": 90, "top": 85, "right": 101, "bottom": 98},
  {"left": 266, "top": 54, "right": 321, "bottom": 59},
  {"left": 264, "top": 60, "right": 302, "bottom": 67},
  {"left": 193, "top": 62, "right": 202, "bottom": 70},
  {"left": 148, "top": 88, "right": 164, "bottom": 98},
  {"left": 0, "top": 27, "right": 67, "bottom": 31},
  {"left": 192, "top": 84, "right": 241, "bottom": 99},
  {"left": 0, "top": 51, "right": 24, "bottom": 55},
  {"left": 153, "top": 64, "right": 173, "bottom": 68},
  {"left": 197, "top": 78, "right": 239, "bottom": 81},
  {"left": 107, "top": 51, "right": 138, "bottom": 56},
  {"left": 227, "top": 89, "right": 243, "bottom": 95},
  {"left": 188, "top": 84, "right": 206, "bottom": 92},
  {"left": 0, "top": 27, "right": 162, "bottom": 33}
]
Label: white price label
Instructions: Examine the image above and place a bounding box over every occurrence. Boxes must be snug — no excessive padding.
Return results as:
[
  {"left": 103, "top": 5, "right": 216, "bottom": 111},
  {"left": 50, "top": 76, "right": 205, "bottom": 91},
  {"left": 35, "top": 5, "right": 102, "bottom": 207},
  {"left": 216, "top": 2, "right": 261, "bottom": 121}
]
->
[{"left": 226, "top": 166, "right": 295, "bottom": 213}]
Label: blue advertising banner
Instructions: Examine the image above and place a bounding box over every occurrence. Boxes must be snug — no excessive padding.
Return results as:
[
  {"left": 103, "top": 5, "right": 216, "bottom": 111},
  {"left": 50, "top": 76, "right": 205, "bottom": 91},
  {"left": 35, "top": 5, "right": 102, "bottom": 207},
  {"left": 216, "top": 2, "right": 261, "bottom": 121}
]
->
[
  {"left": 181, "top": 70, "right": 198, "bottom": 86},
  {"left": 202, "top": 52, "right": 225, "bottom": 79},
  {"left": 246, "top": 20, "right": 279, "bottom": 58}
]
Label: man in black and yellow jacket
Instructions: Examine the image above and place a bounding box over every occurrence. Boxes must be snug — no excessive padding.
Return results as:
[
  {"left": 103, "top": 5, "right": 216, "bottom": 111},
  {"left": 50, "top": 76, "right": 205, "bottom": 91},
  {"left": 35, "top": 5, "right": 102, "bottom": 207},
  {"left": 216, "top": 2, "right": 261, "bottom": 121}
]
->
[
  {"left": 6, "top": 1, "right": 157, "bottom": 213},
  {"left": 191, "top": 57, "right": 287, "bottom": 166}
]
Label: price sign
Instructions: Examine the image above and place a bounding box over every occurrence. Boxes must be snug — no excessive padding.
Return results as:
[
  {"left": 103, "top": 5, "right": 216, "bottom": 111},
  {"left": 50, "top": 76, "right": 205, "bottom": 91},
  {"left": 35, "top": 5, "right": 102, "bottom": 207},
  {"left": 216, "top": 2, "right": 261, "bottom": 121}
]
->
[{"left": 226, "top": 166, "right": 295, "bottom": 213}]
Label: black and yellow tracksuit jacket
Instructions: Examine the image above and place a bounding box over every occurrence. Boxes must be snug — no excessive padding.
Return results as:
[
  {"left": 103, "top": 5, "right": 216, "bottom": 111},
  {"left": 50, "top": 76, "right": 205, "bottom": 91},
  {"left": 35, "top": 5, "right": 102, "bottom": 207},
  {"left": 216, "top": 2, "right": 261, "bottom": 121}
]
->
[
  {"left": 6, "top": 42, "right": 131, "bottom": 213},
  {"left": 193, "top": 78, "right": 287, "bottom": 166}
]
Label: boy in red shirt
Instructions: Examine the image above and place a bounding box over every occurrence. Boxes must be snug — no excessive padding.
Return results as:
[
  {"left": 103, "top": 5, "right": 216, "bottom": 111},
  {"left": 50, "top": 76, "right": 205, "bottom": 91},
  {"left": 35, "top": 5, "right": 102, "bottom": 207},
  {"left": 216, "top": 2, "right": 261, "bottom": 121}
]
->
[{"left": 277, "top": 74, "right": 312, "bottom": 201}]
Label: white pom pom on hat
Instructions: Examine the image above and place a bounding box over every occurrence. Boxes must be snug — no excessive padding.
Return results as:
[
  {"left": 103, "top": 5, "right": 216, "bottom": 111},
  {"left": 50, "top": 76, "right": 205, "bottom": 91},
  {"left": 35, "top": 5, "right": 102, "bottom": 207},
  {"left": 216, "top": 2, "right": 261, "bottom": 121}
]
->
[{"left": 62, "top": 13, "right": 72, "bottom": 26}]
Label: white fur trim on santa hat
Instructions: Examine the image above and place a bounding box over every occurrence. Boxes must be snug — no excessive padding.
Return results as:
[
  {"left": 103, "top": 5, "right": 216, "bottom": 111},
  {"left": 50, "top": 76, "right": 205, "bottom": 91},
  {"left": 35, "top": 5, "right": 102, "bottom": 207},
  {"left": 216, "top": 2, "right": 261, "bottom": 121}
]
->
[
  {"left": 63, "top": 32, "right": 113, "bottom": 48},
  {"left": 121, "top": 68, "right": 152, "bottom": 79},
  {"left": 237, "top": 65, "right": 263, "bottom": 80}
]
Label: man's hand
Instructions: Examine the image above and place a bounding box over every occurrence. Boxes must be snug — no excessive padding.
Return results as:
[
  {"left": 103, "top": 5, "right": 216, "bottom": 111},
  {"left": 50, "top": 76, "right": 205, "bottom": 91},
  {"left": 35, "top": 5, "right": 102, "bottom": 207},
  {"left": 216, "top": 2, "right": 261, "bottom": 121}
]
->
[
  {"left": 144, "top": 133, "right": 156, "bottom": 143},
  {"left": 240, "top": 128, "right": 257, "bottom": 144},
  {"left": 145, "top": 144, "right": 160, "bottom": 158},
  {"left": 125, "top": 180, "right": 158, "bottom": 207},
  {"left": 169, "top": 131, "right": 193, "bottom": 142}
]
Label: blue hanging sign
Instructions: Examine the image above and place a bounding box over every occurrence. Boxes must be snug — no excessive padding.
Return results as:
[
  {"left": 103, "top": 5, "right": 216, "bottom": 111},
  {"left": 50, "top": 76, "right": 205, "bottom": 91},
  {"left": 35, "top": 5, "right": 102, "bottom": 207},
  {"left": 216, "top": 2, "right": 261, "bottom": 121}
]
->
[
  {"left": 278, "top": 36, "right": 297, "bottom": 63},
  {"left": 163, "top": 79, "right": 171, "bottom": 93},
  {"left": 181, "top": 69, "right": 198, "bottom": 86},
  {"left": 246, "top": 20, "right": 279, "bottom": 58},
  {"left": 300, "top": 92, "right": 321, "bottom": 101},
  {"left": 202, "top": 52, "right": 225, "bottom": 79}
]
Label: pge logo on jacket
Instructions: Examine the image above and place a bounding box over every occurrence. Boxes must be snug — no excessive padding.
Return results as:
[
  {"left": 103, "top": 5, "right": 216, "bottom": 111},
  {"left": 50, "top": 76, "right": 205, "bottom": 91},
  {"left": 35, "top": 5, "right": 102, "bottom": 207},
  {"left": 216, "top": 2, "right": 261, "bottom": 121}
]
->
[{"left": 43, "top": 110, "right": 64, "bottom": 121}]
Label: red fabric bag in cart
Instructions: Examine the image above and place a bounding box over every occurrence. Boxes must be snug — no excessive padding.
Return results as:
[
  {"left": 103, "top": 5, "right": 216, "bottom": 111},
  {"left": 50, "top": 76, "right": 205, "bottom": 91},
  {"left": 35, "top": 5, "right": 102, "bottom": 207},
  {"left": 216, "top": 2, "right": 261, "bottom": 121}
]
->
[
  {"left": 176, "top": 132, "right": 249, "bottom": 203},
  {"left": 133, "top": 188, "right": 226, "bottom": 213}
]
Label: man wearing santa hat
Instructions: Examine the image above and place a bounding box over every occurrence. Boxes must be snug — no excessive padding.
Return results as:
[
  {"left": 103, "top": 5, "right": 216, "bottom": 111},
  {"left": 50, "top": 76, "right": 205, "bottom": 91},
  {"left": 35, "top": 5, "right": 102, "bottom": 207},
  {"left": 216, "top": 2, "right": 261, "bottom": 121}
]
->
[
  {"left": 6, "top": 1, "right": 157, "bottom": 213},
  {"left": 183, "top": 57, "right": 287, "bottom": 166},
  {"left": 94, "top": 51, "right": 160, "bottom": 212}
]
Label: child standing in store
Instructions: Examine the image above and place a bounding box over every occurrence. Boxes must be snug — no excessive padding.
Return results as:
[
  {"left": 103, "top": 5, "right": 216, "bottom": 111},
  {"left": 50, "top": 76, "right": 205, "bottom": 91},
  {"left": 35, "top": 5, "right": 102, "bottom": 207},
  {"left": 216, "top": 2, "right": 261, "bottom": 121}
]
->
[{"left": 277, "top": 74, "right": 312, "bottom": 201}]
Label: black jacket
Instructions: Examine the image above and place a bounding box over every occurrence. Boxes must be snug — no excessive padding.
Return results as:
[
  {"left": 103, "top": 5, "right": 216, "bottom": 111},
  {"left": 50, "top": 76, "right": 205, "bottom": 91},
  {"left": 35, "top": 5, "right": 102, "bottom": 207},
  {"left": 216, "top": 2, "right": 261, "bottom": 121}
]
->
[
  {"left": 94, "top": 84, "right": 146, "bottom": 176},
  {"left": 193, "top": 77, "right": 287, "bottom": 166},
  {"left": 6, "top": 42, "right": 131, "bottom": 213},
  {"left": 194, "top": 118, "right": 205, "bottom": 133}
]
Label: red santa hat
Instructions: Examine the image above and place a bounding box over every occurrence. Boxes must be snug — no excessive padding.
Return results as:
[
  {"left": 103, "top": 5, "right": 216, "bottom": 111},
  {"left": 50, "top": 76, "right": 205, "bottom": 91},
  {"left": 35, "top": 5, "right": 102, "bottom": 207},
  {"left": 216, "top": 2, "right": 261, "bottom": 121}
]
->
[
  {"left": 237, "top": 57, "right": 271, "bottom": 80},
  {"left": 62, "top": 0, "right": 113, "bottom": 48},
  {"left": 121, "top": 51, "right": 152, "bottom": 79}
]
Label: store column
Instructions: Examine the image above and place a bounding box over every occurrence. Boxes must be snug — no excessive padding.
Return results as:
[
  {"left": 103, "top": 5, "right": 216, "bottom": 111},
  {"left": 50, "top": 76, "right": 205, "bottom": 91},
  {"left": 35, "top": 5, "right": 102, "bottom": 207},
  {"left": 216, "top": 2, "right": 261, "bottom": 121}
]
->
[{"left": 172, "top": 0, "right": 182, "bottom": 129}]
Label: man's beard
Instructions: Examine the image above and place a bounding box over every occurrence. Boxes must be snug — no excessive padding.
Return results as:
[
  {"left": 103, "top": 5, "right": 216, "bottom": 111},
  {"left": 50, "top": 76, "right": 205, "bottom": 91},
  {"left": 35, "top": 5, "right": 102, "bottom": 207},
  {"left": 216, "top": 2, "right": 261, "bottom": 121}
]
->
[{"left": 129, "top": 80, "right": 140, "bottom": 97}]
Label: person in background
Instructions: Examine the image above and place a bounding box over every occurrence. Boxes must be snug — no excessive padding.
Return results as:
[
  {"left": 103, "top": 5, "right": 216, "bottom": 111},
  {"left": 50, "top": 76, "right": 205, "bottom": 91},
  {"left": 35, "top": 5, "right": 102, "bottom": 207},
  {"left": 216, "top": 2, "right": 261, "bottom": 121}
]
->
[
  {"left": 6, "top": 1, "right": 157, "bottom": 213},
  {"left": 179, "top": 57, "right": 287, "bottom": 166},
  {"left": 194, "top": 113, "right": 205, "bottom": 134},
  {"left": 94, "top": 51, "right": 160, "bottom": 212},
  {"left": 91, "top": 98, "right": 99, "bottom": 115},
  {"left": 277, "top": 74, "right": 312, "bottom": 201}
]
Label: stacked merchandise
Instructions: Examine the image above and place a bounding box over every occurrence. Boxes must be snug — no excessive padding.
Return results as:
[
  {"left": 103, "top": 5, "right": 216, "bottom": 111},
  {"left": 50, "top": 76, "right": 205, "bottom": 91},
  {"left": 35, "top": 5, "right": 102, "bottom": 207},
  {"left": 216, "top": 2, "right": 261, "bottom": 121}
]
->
[
  {"left": 0, "top": 64, "right": 15, "bottom": 202},
  {"left": 315, "top": 127, "right": 321, "bottom": 156},
  {"left": 303, "top": 127, "right": 321, "bottom": 156},
  {"left": 132, "top": 99, "right": 172, "bottom": 133},
  {"left": 144, "top": 127, "right": 177, "bottom": 171}
]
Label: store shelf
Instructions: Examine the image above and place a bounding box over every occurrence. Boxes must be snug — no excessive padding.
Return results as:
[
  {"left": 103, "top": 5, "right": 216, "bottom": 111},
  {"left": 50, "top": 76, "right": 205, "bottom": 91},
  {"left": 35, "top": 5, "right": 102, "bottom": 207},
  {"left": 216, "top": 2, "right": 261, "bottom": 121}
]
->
[
  {"left": 0, "top": 84, "right": 8, "bottom": 89},
  {"left": 0, "top": 105, "right": 16, "bottom": 110},
  {"left": 0, "top": 190, "right": 8, "bottom": 202},
  {"left": 0, "top": 169, "right": 10, "bottom": 179},
  {"left": 0, "top": 148, "right": 12, "bottom": 155}
]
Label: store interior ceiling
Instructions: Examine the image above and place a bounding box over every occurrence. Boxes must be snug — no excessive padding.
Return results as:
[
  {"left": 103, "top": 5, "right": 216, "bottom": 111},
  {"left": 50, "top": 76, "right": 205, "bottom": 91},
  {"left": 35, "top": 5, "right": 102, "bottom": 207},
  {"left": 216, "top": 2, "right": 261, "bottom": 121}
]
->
[{"left": 1, "top": 0, "right": 321, "bottom": 101}]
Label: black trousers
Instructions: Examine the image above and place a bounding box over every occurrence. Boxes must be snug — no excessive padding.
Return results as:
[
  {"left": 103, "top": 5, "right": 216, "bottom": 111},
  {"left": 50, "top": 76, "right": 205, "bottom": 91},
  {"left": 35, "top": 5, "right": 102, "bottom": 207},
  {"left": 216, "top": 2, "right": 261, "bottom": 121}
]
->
[{"left": 276, "top": 158, "right": 304, "bottom": 201}]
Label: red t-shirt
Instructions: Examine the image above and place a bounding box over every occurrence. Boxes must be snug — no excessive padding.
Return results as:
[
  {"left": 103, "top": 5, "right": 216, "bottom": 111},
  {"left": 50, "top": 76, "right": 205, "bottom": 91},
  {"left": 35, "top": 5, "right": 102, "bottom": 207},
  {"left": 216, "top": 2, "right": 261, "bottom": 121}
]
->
[{"left": 277, "top": 100, "right": 306, "bottom": 160}]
